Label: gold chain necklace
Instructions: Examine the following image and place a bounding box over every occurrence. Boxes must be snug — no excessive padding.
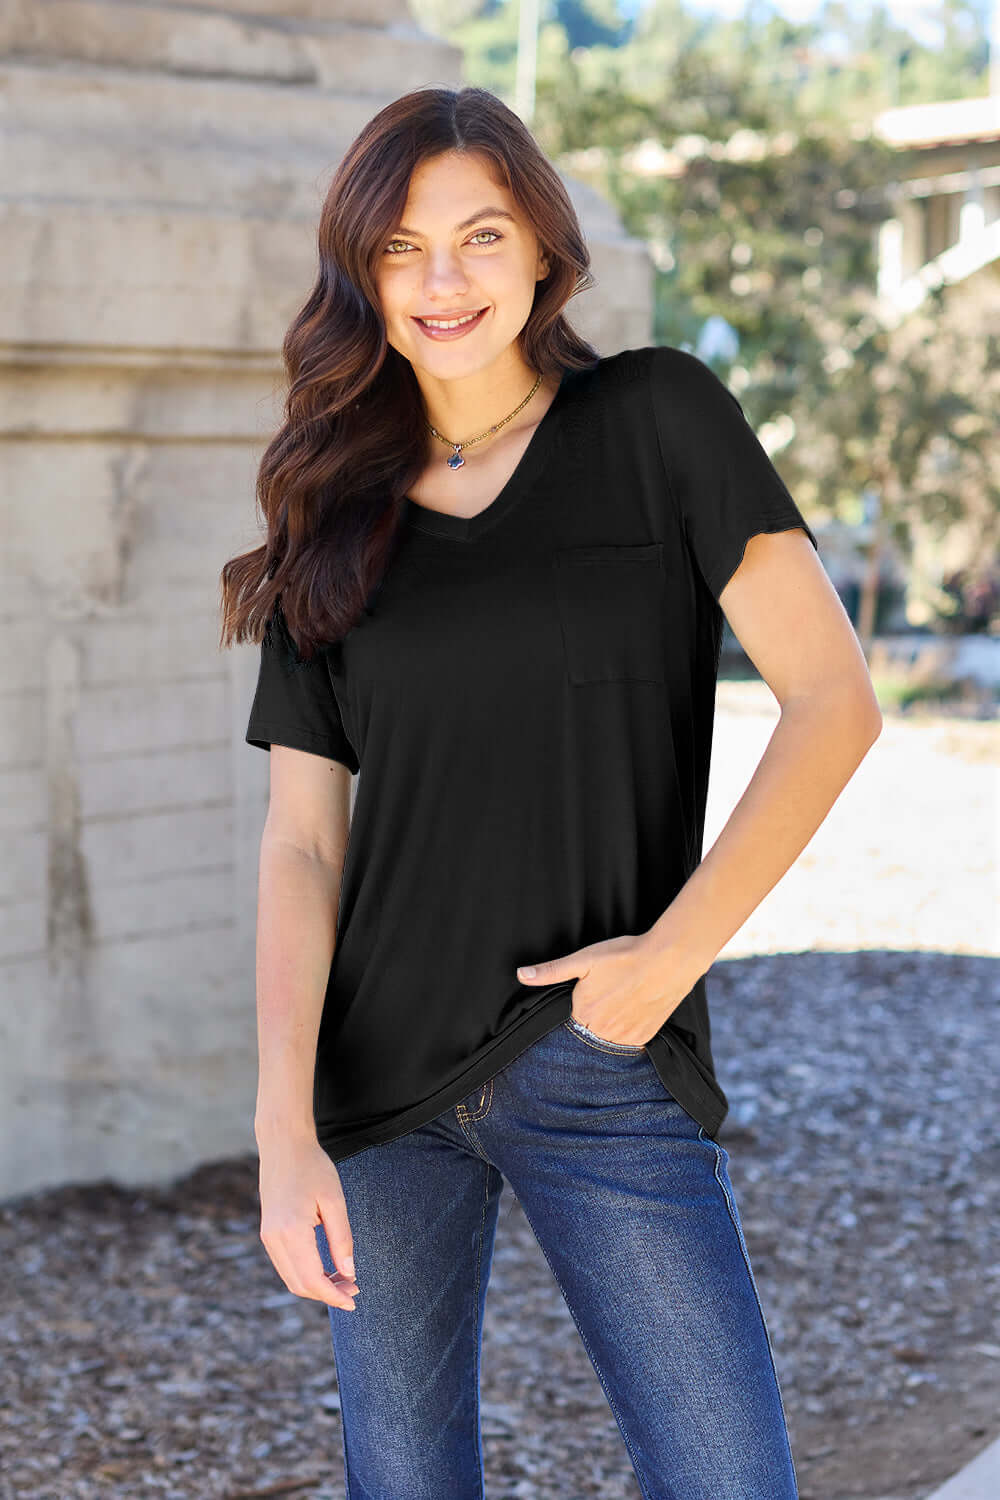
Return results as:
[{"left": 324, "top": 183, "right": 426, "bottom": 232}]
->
[{"left": 427, "top": 371, "right": 544, "bottom": 471}]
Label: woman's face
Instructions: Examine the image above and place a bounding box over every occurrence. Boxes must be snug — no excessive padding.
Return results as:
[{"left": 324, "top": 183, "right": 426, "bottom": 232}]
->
[{"left": 373, "top": 150, "right": 550, "bottom": 383}]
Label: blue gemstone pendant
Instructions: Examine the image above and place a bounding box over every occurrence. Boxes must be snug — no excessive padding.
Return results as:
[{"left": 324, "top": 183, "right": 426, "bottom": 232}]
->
[{"left": 447, "top": 449, "right": 465, "bottom": 470}]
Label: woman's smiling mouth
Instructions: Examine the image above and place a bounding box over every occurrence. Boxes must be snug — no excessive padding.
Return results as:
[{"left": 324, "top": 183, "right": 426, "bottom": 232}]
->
[{"left": 412, "top": 307, "right": 489, "bottom": 340}]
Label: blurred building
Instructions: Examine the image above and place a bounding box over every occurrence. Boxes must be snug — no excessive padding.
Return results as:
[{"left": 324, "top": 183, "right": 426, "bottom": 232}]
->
[
  {"left": 873, "top": 93, "right": 1000, "bottom": 633},
  {"left": 874, "top": 93, "right": 1000, "bottom": 330}
]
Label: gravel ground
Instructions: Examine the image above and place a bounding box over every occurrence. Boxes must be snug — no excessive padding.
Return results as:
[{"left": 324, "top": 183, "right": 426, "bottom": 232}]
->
[{"left": 2, "top": 694, "right": 997, "bottom": 1500}]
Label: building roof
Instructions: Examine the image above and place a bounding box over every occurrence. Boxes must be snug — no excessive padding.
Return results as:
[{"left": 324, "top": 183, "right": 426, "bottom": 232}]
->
[{"left": 874, "top": 94, "right": 1000, "bottom": 150}]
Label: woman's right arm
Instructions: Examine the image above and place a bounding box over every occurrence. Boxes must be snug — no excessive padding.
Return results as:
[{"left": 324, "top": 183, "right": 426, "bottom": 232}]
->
[{"left": 253, "top": 744, "right": 360, "bottom": 1310}]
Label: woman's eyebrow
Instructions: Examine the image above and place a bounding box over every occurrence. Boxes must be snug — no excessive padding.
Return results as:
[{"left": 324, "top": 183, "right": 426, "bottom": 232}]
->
[{"left": 394, "top": 207, "right": 517, "bottom": 237}]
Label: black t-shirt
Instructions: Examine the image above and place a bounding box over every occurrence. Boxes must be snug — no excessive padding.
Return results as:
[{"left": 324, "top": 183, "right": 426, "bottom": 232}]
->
[{"left": 246, "top": 344, "right": 819, "bottom": 1161}]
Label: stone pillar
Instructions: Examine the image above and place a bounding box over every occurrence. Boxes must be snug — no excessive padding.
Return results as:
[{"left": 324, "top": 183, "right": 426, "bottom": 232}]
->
[{"left": 0, "top": 2, "right": 651, "bottom": 1197}]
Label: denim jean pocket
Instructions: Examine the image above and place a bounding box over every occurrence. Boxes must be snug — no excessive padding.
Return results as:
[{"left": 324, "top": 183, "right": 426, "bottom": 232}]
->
[{"left": 563, "top": 1014, "right": 646, "bottom": 1054}]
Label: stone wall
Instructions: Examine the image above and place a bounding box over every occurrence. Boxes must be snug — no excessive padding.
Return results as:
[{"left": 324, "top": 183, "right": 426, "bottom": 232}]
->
[{"left": 0, "top": 2, "right": 652, "bottom": 1199}]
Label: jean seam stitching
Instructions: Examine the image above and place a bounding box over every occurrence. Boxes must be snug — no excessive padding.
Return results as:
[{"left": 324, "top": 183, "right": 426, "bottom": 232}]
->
[
  {"left": 511, "top": 1197, "right": 656, "bottom": 1500},
  {"left": 470, "top": 1163, "right": 490, "bottom": 1500},
  {"left": 703, "top": 1129, "right": 799, "bottom": 1494},
  {"left": 336, "top": 1308, "right": 355, "bottom": 1500},
  {"left": 454, "top": 1107, "right": 493, "bottom": 1162},
  {"left": 462, "top": 1078, "right": 494, "bottom": 1120}
]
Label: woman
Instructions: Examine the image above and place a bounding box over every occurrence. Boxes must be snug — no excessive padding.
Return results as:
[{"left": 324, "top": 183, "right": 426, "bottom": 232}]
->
[{"left": 220, "top": 85, "right": 881, "bottom": 1500}]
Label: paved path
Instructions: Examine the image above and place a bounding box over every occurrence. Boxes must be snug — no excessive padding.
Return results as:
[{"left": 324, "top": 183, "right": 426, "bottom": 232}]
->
[
  {"left": 924, "top": 1433, "right": 1000, "bottom": 1499},
  {"left": 709, "top": 683, "right": 997, "bottom": 961}
]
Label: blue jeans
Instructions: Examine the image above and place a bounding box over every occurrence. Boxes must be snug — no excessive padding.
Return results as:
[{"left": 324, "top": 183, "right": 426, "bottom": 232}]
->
[{"left": 314, "top": 1016, "right": 798, "bottom": 1500}]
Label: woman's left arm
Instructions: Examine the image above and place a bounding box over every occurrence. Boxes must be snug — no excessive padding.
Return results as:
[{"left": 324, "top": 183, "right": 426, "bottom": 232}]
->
[{"left": 641, "top": 526, "right": 882, "bottom": 982}]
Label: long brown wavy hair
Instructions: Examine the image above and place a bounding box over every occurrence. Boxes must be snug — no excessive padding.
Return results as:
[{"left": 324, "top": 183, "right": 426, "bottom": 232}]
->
[{"left": 218, "top": 85, "right": 601, "bottom": 662}]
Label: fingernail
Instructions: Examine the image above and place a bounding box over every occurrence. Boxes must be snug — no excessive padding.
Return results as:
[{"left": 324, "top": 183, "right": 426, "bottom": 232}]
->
[
  {"left": 518, "top": 966, "right": 536, "bottom": 978},
  {"left": 343, "top": 1256, "right": 355, "bottom": 1278}
]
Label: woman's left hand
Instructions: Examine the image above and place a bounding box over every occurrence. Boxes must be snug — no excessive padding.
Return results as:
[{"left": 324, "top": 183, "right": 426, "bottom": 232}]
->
[{"left": 516, "top": 932, "right": 702, "bottom": 1047}]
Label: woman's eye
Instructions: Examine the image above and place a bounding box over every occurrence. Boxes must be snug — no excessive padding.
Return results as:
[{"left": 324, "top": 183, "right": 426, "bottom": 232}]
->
[{"left": 383, "top": 229, "right": 503, "bottom": 255}]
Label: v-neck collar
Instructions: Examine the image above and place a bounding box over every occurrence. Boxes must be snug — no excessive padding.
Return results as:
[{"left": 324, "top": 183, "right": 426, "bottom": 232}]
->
[{"left": 402, "top": 367, "right": 571, "bottom": 543}]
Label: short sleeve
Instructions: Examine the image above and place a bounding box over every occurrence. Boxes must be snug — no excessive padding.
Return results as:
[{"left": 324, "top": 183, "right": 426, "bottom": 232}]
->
[
  {"left": 245, "top": 605, "right": 360, "bottom": 774},
  {"left": 648, "top": 345, "right": 819, "bottom": 602}
]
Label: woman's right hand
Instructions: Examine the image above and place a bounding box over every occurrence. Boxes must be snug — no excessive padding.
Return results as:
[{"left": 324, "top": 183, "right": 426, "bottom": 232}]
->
[{"left": 257, "top": 1132, "right": 360, "bottom": 1310}]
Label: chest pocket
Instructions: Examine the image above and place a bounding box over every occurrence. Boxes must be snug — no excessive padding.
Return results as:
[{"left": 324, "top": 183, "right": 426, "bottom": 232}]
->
[{"left": 553, "top": 543, "right": 666, "bottom": 686}]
